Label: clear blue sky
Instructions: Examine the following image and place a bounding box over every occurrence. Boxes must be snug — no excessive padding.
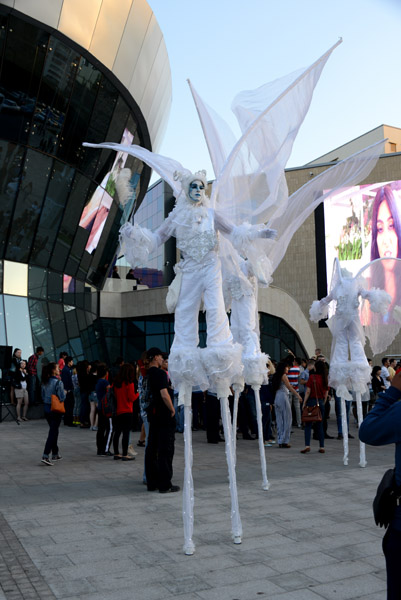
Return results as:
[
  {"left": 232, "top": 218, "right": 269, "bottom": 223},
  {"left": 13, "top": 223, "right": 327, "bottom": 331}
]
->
[{"left": 148, "top": 0, "right": 401, "bottom": 180}]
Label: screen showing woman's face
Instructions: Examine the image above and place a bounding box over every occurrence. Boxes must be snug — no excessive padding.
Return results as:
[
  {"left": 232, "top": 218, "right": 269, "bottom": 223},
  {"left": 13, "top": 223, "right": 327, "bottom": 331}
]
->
[{"left": 376, "top": 200, "right": 398, "bottom": 260}]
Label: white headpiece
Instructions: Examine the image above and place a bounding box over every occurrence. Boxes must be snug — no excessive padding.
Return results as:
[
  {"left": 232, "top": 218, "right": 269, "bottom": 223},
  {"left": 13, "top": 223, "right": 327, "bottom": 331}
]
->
[{"left": 174, "top": 169, "right": 208, "bottom": 192}]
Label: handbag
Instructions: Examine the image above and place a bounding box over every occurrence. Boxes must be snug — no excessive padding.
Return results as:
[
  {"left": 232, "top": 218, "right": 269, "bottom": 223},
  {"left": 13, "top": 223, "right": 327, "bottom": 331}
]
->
[
  {"left": 301, "top": 376, "right": 322, "bottom": 423},
  {"left": 51, "top": 393, "right": 65, "bottom": 414},
  {"left": 373, "top": 468, "right": 401, "bottom": 528}
]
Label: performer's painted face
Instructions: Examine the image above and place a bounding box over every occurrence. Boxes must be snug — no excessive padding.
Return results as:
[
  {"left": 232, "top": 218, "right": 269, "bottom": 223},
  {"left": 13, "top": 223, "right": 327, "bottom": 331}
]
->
[
  {"left": 188, "top": 180, "right": 205, "bottom": 203},
  {"left": 377, "top": 200, "right": 398, "bottom": 260}
]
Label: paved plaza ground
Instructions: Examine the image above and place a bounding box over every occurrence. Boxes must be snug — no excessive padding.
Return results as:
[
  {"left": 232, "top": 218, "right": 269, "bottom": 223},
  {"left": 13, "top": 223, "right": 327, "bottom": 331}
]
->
[{"left": 0, "top": 410, "right": 393, "bottom": 600}]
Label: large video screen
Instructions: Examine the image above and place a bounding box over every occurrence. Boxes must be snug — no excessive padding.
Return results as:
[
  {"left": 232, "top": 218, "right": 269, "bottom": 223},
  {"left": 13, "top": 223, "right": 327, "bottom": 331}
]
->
[
  {"left": 324, "top": 180, "right": 401, "bottom": 290},
  {"left": 78, "top": 128, "right": 134, "bottom": 254}
]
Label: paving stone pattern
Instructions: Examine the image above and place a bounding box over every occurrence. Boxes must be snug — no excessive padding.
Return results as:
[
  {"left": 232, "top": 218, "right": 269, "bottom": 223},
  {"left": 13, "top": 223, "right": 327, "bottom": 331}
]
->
[{"left": 0, "top": 414, "right": 393, "bottom": 599}]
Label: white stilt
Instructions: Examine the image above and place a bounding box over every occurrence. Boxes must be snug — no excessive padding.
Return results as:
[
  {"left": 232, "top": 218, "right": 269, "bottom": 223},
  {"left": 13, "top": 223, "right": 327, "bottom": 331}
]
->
[
  {"left": 220, "top": 395, "right": 242, "bottom": 544},
  {"left": 340, "top": 395, "right": 349, "bottom": 466},
  {"left": 231, "top": 384, "right": 242, "bottom": 458},
  {"left": 253, "top": 385, "right": 269, "bottom": 490},
  {"left": 182, "top": 401, "right": 195, "bottom": 555},
  {"left": 355, "top": 391, "right": 367, "bottom": 468}
]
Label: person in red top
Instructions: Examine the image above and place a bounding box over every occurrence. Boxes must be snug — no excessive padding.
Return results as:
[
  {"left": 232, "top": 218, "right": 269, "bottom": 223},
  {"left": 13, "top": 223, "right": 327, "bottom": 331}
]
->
[
  {"left": 300, "top": 360, "right": 329, "bottom": 454},
  {"left": 112, "top": 364, "right": 139, "bottom": 461}
]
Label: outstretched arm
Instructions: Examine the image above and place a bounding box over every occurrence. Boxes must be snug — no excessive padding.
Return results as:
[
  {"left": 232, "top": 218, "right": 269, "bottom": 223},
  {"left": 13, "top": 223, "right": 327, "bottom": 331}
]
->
[
  {"left": 309, "top": 294, "right": 332, "bottom": 322},
  {"left": 119, "top": 213, "right": 175, "bottom": 268},
  {"left": 360, "top": 287, "right": 391, "bottom": 315}
]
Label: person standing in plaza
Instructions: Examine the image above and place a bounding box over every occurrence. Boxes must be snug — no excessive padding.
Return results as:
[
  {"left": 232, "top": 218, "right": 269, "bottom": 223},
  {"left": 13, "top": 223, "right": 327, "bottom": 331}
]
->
[
  {"left": 271, "top": 360, "right": 302, "bottom": 448},
  {"left": 61, "top": 357, "right": 75, "bottom": 427},
  {"left": 145, "top": 347, "right": 179, "bottom": 493},
  {"left": 287, "top": 356, "right": 302, "bottom": 428},
  {"left": 381, "top": 358, "right": 392, "bottom": 390},
  {"left": 27, "top": 346, "right": 44, "bottom": 406},
  {"left": 41, "top": 362, "right": 65, "bottom": 466},
  {"left": 359, "top": 370, "right": 401, "bottom": 600}
]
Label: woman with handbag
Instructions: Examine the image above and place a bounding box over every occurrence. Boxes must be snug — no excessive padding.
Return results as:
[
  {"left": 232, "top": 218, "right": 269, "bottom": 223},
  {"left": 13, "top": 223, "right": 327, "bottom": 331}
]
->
[
  {"left": 300, "top": 360, "right": 329, "bottom": 454},
  {"left": 41, "top": 362, "right": 66, "bottom": 466},
  {"left": 14, "top": 359, "right": 29, "bottom": 422},
  {"left": 271, "top": 360, "right": 302, "bottom": 448}
]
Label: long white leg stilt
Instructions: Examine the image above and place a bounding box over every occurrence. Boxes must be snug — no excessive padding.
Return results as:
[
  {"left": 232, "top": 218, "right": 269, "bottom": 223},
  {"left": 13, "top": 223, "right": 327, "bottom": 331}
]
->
[
  {"left": 231, "top": 382, "right": 243, "bottom": 459},
  {"left": 181, "top": 387, "right": 195, "bottom": 555},
  {"left": 220, "top": 394, "right": 242, "bottom": 544},
  {"left": 340, "top": 396, "right": 349, "bottom": 466},
  {"left": 253, "top": 385, "right": 269, "bottom": 490},
  {"left": 355, "top": 391, "right": 367, "bottom": 468}
]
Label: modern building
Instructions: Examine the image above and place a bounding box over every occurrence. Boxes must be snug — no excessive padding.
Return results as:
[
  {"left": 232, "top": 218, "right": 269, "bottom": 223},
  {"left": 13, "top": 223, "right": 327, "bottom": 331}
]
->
[
  {"left": 100, "top": 131, "right": 401, "bottom": 363},
  {"left": 0, "top": 0, "right": 172, "bottom": 366}
]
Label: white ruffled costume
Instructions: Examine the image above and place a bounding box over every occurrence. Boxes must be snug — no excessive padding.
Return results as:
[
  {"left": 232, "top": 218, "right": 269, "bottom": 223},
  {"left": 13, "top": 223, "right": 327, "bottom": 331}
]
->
[
  {"left": 119, "top": 170, "right": 275, "bottom": 403},
  {"left": 310, "top": 258, "right": 392, "bottom": 467}
]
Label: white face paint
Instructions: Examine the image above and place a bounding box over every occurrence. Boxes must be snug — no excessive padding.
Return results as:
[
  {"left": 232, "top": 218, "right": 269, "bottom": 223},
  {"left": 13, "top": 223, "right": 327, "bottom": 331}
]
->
[{"left": 188, "top": 179, "right": 205, "bottom": 204}]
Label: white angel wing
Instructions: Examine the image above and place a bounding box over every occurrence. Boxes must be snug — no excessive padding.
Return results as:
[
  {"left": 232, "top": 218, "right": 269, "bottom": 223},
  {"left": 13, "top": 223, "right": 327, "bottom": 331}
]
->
[
  {"left": 266, "top": 140, "right": 385, "bottom": 275},
  {"left": 357, "top": 258, "right": 401, "bottom": 355},
  {"left": 82, "top": 141, "right": 189, "bottom": 199},
  {"left": 189, "top": 40, "right": 342, "bottom": 226}
]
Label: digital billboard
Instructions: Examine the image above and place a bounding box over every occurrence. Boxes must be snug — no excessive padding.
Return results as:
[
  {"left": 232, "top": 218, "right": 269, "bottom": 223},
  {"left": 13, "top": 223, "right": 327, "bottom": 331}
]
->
[
  {"left": 324, "top": 180, "right": 401, "bottom": 289},
  {"left": 78, "top": 128, "right": 134, "bottom": 254}
]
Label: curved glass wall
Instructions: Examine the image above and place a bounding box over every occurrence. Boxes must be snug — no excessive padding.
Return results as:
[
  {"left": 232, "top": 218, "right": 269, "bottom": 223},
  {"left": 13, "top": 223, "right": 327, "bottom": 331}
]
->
[
  {"left": 100, "top": 312, "right": 306, "bottom": 365},
  {"left": 0, "top": 8, "right": 155, "bottom": 363}
]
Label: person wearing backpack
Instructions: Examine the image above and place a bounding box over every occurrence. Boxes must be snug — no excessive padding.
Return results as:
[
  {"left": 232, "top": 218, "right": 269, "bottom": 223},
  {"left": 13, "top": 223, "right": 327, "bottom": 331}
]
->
[
  {"left": 359, "top": 370, "right": 401, "bottom": 600},
  {"left": 95, "top": 363, "right": 112, "bottom": 456},
  {"left": 41, "top": 362, "right": 66, "bottom": 466},
  {"left": 112, "top": 364, "right": 138, "bottom": 461}
]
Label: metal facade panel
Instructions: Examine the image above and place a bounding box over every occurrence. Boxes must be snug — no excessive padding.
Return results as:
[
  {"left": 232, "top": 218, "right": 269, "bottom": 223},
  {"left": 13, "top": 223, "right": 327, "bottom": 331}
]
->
[
  {"left": 13, "top": 0, "right": 63, "bottom": 28},
  {"left": 140, "top": 37, "right": 168, "bottom": 120},
  {"left": 58, "top": 0, "right": 102, "bottom": 50},
  {"left": 89, "top": 0, "right": 133, "bottom": 71},
  {"left": 128, "top": 13, "right": 162, "bottom": 105},
  {"left": 111, "top": 0, "right": 152, "bottom": 88}
]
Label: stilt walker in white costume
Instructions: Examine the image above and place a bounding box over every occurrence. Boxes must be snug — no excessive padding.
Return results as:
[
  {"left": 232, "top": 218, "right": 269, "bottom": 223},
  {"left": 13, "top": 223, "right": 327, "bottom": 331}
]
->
[
  {"left": 84, "top": 139, "right": 276, "bottom": 553},
  {"left": 187, "top": 38, "right": 385, "bottom": 490},
  {"left": 310, "top": 257, "right": 401, "bottom": 467}
]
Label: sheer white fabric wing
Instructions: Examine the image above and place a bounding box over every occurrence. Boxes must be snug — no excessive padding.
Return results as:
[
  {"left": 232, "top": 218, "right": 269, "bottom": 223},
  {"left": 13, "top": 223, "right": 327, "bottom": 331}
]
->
[
  {"left": 82, "top": 141, "right": 188, "bottom": 199},
  {"left": 357, "top": 258, "right": 401, "bottom": 355},
  {"left": 189, "top": 40, "right": 342, "bottom": 226},
  {"left": 267, "top": 141, "right": 385, "bottom": 275}
]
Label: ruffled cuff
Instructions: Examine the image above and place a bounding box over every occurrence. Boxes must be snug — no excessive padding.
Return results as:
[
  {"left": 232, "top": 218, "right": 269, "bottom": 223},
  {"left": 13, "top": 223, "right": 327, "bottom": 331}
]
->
[
  {"left": 119, "top": 222, "right": 157, "bottom": 268},
  {"left": 366, "top": 288, "right": 391, "bottom": 314},
  {"left": 309, "top": 300, "right": 329, "bottom": 323}
]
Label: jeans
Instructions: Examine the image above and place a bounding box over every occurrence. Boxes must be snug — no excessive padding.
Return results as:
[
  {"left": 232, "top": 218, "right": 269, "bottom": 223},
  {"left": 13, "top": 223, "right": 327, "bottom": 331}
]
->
[
  {"left": 64, "top": 391, "right": 75, "bottom": 426},
  {"left": 383, "top": 520, "right": 401, "bottom": 599},
  {"left": 334, "top": 393, "right": 351, "bottom": 435},
  {"left": 43, "top": 412, "right": 62, "bottom": 457},
  {"left": 113, "top": 412, "right": 133, "bottom": 456},
  {"left": 261, "top": 401, "right": 273, "bottom": 441},
  {"left": 303, "top": 399, "right": 325, "bottom": 447},
  {"left": 27, "top": 374, "right": 37, "bottom": 406},
  {"left": 96, "top": 412, "right": 111, "bottom": 454}
]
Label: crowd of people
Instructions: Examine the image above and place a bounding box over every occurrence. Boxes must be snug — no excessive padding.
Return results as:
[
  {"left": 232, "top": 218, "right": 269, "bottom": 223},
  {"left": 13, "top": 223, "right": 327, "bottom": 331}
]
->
[{"left": 6, "top": 344, "right": 400, "bottom": 470}]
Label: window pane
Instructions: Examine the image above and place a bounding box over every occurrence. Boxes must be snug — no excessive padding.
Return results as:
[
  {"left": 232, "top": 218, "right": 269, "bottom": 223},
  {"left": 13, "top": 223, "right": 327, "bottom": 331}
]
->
[
  {"left": 0, "top": 296, "right": 7, "bottom": 345},
  {"left": 47, "top": 271, "right": 62, "bottom": 302},
  {"left": 0, "top": 15, "right": 49, "bottom": 144},
  {"left": 28, "top": 299, "right": 54, "bottom": 360},
  {"left": 50, "top": 173, "right": 91, "bottom": 272},
  {"left": 28, "top": 266, "right": 47, "bottom": 299},
  {"left": 29, "top": 37, "right": 80, "bottom": 154},
  {"left": 4, "top": 295, "right": 33, "bottom": 358},
  {"left": 6, "top": 149, "right": 52, "bottom": 263},
  {"left": 31, "top": 161, "right": 75, "bottom": 267},
  {"left": 3, "top": 261, "right": 27, "bottom": 296},
  {"left": 48, "top": 302, "right": 68, "bottom": 350},
  {"left": 0, "top": 142, "right": 24, "bottom": 259}
]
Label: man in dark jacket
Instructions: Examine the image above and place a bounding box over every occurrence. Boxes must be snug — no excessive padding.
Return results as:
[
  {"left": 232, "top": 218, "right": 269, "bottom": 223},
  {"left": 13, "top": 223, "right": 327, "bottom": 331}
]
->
[{"left": 61, "top": 357, "right": 75, "bottom": 427}]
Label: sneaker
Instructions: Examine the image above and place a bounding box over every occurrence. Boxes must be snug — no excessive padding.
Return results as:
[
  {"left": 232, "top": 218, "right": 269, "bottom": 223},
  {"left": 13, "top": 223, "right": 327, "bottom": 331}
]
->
[
  {"left": 127, "top": 445, "right": 138, "bottom": 457},
  {"left": 41, "top": 457, "right": 53, "bottom": 466},
  {"left": 97, "top": 453, "right": 108, "bottom": 457},
  {"left": 159, "top": 485, "right": 180, "bottom": 494},
  {"left": 51, "top": 455, "right": 63, "bottom": 461},
  {"left": 92, "top": 426, "right": 98, "bottom": 431}
]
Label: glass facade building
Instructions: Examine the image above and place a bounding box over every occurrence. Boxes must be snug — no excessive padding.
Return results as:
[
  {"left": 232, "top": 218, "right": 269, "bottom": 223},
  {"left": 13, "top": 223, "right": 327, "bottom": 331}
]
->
[{"left": 0, "top": 3, "right": 171, "bottom": 363}]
